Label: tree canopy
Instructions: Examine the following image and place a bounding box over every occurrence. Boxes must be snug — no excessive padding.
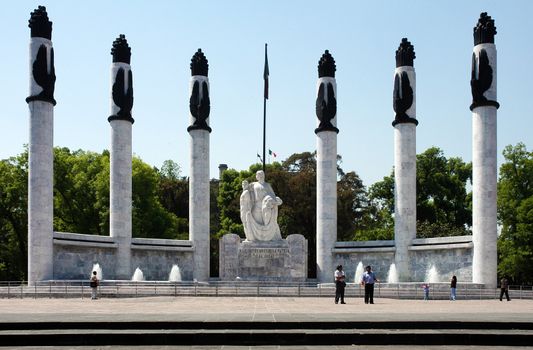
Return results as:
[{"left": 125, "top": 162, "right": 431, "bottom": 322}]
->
[
  {"left": 497, "top": 143, "right": 533, "bottom": 284},
  {"left": 368, "top": 147, "right": 472, "bottom": 239}
]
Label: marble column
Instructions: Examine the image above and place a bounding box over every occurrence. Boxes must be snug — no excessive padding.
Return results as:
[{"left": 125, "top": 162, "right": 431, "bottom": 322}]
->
[
  {"left": 27, "top": 6, "right": 56, "bottom": 284},
  {"left": 108, "top": 35, "right": 134, "bottom": 280},
  {"left": 392, "top": 39, "right": 418, "bottom": 282},
  {"left": 188, "top": 49, "right": 211, "bottom": 282},
  {"left": 315, "top": 50, "right": 338, "bottom": 283},
  {"left": 470, "top": 13, "right": 498, "bottom": 288}
]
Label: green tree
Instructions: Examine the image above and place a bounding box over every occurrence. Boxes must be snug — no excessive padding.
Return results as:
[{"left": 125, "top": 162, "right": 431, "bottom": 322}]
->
[
  {"left": 156, "top": 160, "right": 188, "bottom": 239},
  {"left": 361, "top": 172, "right": 395, "bottom": 241},
  {"left": 416, "top": 148, "right": 472, "bottom": 230},
  {"left": 132, "top": 157, "right": 179, "bottom": 239},
  {"left": 0, "top": 152, "right": 28, "bottom": 280},
  {"left": 53, "top": 148, "right": 108, "bottom": 235},
  {"left": 53, "top": 148, "right": 180, "bottom": 240},
  {"left": 497, "top": 143, "right": 533, "bottom": 284},
  {"left": 368, "top": 147, "right": 472, "bottom": 239}
]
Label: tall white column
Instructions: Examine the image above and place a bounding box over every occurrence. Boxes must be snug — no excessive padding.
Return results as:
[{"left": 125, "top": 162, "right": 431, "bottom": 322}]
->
[
  {"left": 471, "top": 13, "right": 498, "bottom": 288},
  {"left": 188, "top": 49, "right": 211, "bottom": 282},
  {"left": 108, "top": 35, "right": 134, "bottom": 280},
  {"left": 315, "top": 50, "right": 338, "bottom": 283},
  {"left": 392, "top": 39, "right": 418, "bottom": 282},
  {"left": 27, "top": 6, "right": 56, "bottom": 284}
]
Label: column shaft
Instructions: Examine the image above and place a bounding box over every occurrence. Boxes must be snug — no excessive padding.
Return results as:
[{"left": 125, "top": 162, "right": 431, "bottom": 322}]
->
[
  {"left": 393, "top": 123, "right": 416, "bottom": 281},
  {"left": 316, "top": 131, "right": 337, "bottom": 282},
  {"left": 27, "top": 35, "right": 55, "bottom": 284},
  {"left": 471, "top": 41, "right": 498, "bottom": 288},
  {"left": 189, "top": 129, "right": 210, "bottom": 281},
  {"left": 108, "top": 49, "right": 133, "bottom": 280},
  {"left": 28, "top": 101, "right": 54, "bottom": 283},
  {"left": 110, "top": 119, "right": 132, "bottom": 279},
  {"left": 392, "top": 58, "right": 417, "bottom": 282}
]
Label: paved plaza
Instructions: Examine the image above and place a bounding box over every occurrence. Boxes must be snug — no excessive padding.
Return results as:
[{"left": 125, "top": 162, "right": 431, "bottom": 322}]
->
[
  {"left": 0, "top": 296, "right": 532, "bottom": 323},
  {"left": 1, "top": 297, "right": 532, "bottom": 349}
]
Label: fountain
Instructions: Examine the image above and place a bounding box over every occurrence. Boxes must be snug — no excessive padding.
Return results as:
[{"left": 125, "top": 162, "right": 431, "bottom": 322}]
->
[
  {"left": 354, "top": 261, "right": 364, "bottom": 283},
  {"left": 387, "top": 263, "right": 399, "bottom": 283},
  {"left": 424, "top": 264, "right": 440, "bottom": 283},
  {"left": 91, "top": 263, "right": 103, "bottom": 280},
  {"left": 132, "top": 267, "right": 145, "bottom": 281},
  {"left": 169, "top": 264, "right": 182, "bottom": 282}
]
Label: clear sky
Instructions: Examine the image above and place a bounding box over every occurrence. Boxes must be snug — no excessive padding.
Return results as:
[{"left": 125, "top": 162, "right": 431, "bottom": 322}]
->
[{"left": 1, "top": 1, "right": 531, "bottom": 187}]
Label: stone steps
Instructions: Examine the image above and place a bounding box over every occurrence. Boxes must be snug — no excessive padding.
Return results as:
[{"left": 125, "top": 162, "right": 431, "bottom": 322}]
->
[{"left": 1, "top": 321, "right": 532, "bottom": 346}]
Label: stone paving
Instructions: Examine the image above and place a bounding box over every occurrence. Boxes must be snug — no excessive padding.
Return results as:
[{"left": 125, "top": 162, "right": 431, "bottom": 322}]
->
[
  {"left": 1, "top": 297, "right": 532, "bottom": 349},
  {"left": 0, "top": 296, "right": 531, "bottom": 323},
  {"left": 1, "top": 347, "right": 533, "bottom": 350}
]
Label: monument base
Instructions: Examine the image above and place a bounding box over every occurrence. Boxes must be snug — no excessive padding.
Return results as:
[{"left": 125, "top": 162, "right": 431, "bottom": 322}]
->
[{"left": 219, "top": 234, "right": 307, "bottom": 281}]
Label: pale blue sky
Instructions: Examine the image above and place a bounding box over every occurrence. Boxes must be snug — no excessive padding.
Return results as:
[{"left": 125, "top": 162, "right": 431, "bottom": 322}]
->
[{"left": 1, "top": 1, "right": 531, "bottom": 187}]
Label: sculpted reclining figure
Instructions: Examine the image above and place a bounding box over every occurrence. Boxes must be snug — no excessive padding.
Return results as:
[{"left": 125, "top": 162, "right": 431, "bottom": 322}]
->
[{"left": 240, "top": 170, "right": 283, "bottom": 241}]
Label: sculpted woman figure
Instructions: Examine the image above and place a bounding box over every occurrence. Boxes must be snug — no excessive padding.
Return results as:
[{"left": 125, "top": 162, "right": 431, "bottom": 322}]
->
[{"left": 240, "top": 170, "right": 283, "bottom": 241}]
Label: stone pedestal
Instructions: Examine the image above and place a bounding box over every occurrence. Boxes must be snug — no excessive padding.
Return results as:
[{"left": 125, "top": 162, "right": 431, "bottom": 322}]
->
[{"left": 219, "top": 234, "right": 307, "bottom": 281}]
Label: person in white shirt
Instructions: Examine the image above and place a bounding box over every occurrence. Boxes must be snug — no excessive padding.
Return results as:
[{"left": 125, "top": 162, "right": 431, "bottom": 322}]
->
[{"left": 334, "top": 265, "right": 346, "bottom": 304}]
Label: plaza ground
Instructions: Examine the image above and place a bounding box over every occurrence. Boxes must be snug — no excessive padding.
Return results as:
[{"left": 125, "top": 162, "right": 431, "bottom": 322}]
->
[
  {"left": 0, "top": 296, "right": 532, "bottom": 322},
  {"left": 0, "top": 296, "right": 532, "bottom": 348}
]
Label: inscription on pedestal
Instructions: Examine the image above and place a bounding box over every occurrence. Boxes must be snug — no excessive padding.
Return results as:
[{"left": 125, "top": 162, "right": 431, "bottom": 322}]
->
[{"left": 219, "top": 234, "right": 307, "bottom": 281}]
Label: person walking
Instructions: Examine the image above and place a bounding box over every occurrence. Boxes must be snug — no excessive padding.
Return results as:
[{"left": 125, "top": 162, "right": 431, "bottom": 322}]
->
[
  {"left": 422, "top": 283, "right": 430, "bottom": 301},
  {"left": 499, "top": 276, "right": 510, "bottom": 301},
  {"left": 90, "top": 270, "right": 99, "bottom": 300},
  {"left": 361, "top": 265, "right": 379, "bottom": 304},
  {"left": 450, "top": 275, "right": 457, "bottom": 301},
  {"left": 334, "top": 265, "right": 346, "bottom": 304}
]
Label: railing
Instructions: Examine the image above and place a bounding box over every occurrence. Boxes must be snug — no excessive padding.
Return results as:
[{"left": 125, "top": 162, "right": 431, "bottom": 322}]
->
[{"left": 0, "top": 281, "right": 532, "bottom": 300}]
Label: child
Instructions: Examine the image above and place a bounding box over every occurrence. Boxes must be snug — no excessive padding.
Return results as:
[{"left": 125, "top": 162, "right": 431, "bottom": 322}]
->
[
  {"left": 422, "top": 283, "right": 430, "bottom": 301},
  {"left": 90, "top": 271, "right": 99, "bottom": 300}
]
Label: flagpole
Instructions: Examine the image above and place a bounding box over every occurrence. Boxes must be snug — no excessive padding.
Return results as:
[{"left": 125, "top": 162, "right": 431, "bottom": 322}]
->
[{"left": 262, "top": 43, "right": 268, "bottom": 174}]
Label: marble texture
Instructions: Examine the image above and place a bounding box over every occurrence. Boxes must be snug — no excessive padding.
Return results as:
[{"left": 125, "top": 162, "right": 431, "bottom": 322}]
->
[
  {"left": 28, "top": 100, "right": 54, "bottom": 284},
  {"left": 471, "top": 42, "right": 497, "bottom": 288},
  {"left": 394, "top": 123, "right": 417, "bottom": 281},
  {"left": 316, "top": 77, "right": 337, "bottom": 128},
  {"left": 219, "top": 234, "right": 307, "bottom": 281},
  {"left": 394, "top": 66, "right": 416, "bottom": 118},
  {"left": 393, "top": 65, "right": 417, "bottom": 282},
  {"left": 189, "top": 129, "right": 210, "bottom": 281},
  {"left": 109, "top": 60, "right": 133, "bottom": 280},
  {"left": 240, "top": 171, "right": 283, "bottom": 241},
  {"left": 472, "top": 106, "right": 497, "bottom": 287},
  {"left": 472, "top": 43, "right": 497, "bottom": 102},
  {"left": 189, "top": 75, "right": 210, "bottom": 127},
  {"left": 52, "top": 232, "right": 195, "bottom": 280},
  {"left": 28, "top": 37, "right": 53, "bottom": 97},
  {"left": 27, "top": 34, "right": 55, "bottom": 284},
  {"left": 110, "top": 62, "right": 132, "bottom": 115},
  {"left": 333, "top": 236, "right": 473, "bottom": 283},
  {"left": 316, "top": 130, "right": 337, "bottom": 283}
]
